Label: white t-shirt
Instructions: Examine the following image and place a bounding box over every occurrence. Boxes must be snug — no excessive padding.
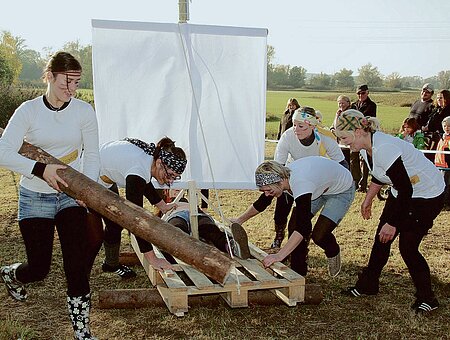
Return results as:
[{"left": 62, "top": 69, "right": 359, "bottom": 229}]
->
[
  {"left": 288, "top": 156, "right": 353, "bottom": 200},
  {"left": 360, "top": 131, "right": 445, "bottom": 198},
  {"left": 0, "top": 96, "right": 99, "bottom": 194},
  {"left": 275, "top": 128, "right": 344, "bottom": 165},
  {"left": 99, "top": 140, "right": 153, "bottom": 188}
]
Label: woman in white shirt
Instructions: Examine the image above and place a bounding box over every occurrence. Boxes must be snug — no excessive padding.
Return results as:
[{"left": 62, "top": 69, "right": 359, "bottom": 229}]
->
[
  {"left": 259, "top": 107, "right": 347, "bottom": 250},
  {"left": 235, "top": 157, "right": 354, "bottom": 277},
  {"left": 0, "top": 52, "right": 99, "bottom": 339},
  {"left": 334, "top": 109, "right": 445, "bottom": 314}
]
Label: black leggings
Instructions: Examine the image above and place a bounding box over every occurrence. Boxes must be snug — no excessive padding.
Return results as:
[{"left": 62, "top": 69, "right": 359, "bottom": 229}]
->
[
  {"left": 168, "top": 216, "right": 228, "bottom": 252},
  {"left": 288, "top": 210, "right": 338, "bottom": 276},
  {"left": 357, "top": 192, "right": 444, "bottom": 300},
  {"left": 15, "top": 206, "right": 90, "bottom": 297}
]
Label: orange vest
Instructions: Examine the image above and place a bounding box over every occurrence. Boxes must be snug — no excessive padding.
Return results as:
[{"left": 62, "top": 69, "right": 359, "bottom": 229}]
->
[{"left": 434, "top": 135, "right": 450, "bottom": 168}]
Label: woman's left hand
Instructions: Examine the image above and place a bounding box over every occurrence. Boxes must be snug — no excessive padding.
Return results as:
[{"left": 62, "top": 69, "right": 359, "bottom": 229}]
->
[
  {"left": 76, "top": 199, "right": 87, "bottom": 208},
  {"left": 379, "top": 223, "right": 396, "bottom": 243},
  {"left": 262, "top": 253, "right": 282, "bottom": 268}
]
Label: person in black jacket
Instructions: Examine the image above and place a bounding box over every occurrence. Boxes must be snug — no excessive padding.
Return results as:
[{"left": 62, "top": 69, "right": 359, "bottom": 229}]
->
[
  {"left": 409, "top": 83, "right": 435, "bottom": 128},
  {"left": 277, "top": 98, "right": 300, "bottom": 139},
  {"left": 351, "top": 84, "right": 377, "bottom": 192}
]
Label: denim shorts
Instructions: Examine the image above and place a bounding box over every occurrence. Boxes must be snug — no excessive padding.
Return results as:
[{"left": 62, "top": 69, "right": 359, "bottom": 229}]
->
[
  {"left": 310, "top": 182, "right": 355, "bottom": 224},
  {"left": 18, "top": 186, "right": 80, "bottom": 221}
]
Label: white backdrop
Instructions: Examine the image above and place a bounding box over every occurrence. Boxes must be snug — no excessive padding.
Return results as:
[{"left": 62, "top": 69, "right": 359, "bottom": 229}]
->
[{"left": 92, "top": 19, "right": 267, "bottom": 189}]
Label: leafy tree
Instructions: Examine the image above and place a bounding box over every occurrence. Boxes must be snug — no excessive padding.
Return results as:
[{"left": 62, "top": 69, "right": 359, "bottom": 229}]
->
[
  {"left": 357, "top": 63, "right": 383, "bottom": 87},
  {"left": 267, "top": 45, "right": 275, "bottom": 70},
  {"left": 270, "top": 64, "right": 290, "bottom": 87},
  {"left": 288, "top": 66, "right": 306, "bottom": 88},
  {"left": 0, "top": 52, "right": 15, "bottom": 86},
  {"left": 309, "top": 72, "right": 331, "bottom": 88},
  {"left": 384, "top": 72, "right": 402, "bottom": 89},
  {"left": 19, "top": 49, "right": 45, "bottom": 83},
  {"left": 333, "top": 68, "right": 355, "bottom": 89},
  {"left": 437, "top": 70, "right": 450, "bottom": 90},
  {"left": 400, "top": 76, "right": 423, "bottom": 89},
  {"left": 0, "top": 31, "right": 23, "bottom": 85}
]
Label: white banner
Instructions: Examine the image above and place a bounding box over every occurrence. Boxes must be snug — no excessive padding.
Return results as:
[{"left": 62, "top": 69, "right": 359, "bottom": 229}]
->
[{"left": 92, "top": 19, "right": 267, "bottom": 189}]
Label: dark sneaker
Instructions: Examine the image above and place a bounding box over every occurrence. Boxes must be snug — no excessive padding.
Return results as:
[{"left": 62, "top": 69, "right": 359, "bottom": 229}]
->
[
  {"left": 102, "top": 263, "right": 137, "bottom": 279},
  {"left": 413, "top": 299, "right": 439, "bottom": 314},
  {"left": 1, "top": 263, "right": 27, "bottom": 301},
  {"left": 327, "top": 252, "right": 341, "bottom": 277},
  {"left": 230, "top": 223, "right": 251, "bottom": 259},
  {"left": 342, "top": 286, "right": 377, "bottom": 297}
]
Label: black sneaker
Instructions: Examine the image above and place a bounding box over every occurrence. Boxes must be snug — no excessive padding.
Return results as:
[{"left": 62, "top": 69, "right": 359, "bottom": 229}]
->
[
  {"left": 342, "top": 286, "right": 377, "bottom": 297},
  {"left": 102, "top": 263, "right": 137, "bottom": 279},
  {"left": 230, "top": 223, "right": 251, "bottom": 259},
  {"left": 1, "top": 263, "right": 27, "bottom": 301},
  {"left": 413, "top": 298, "right": 439, "bottom": 314}
]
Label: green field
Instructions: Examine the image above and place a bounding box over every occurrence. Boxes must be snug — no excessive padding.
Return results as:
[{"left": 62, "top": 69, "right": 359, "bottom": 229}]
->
[{"left": 265, "top": 90, "right": 417, "bottom": 139}]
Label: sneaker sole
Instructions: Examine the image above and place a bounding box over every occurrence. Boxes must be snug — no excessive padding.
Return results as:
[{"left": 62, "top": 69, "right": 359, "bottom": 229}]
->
[
  {"left": 231, "top": 223, "right": 251, "bottom": 259},
  {"left": 1, "top": 268, "right": 27, "bottom": 301}
]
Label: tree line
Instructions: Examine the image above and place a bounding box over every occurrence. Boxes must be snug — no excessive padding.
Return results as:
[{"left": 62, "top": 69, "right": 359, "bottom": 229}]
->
[{"left": 1, "top": 31, "right": 450, "bottom": 91}]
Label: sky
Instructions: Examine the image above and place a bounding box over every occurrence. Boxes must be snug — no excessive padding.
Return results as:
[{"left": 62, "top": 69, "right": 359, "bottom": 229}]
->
[{"left": 1, "top": 0, "right": 450, "bottom": 78}]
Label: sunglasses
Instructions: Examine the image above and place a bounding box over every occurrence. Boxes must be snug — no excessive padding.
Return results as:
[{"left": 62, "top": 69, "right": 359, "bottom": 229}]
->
[
  {"left": 162, "top": 162, "right": 181, "bottom": 181},
  {"left": 357, "top": 91, "right": 367, "bottom": 96}
]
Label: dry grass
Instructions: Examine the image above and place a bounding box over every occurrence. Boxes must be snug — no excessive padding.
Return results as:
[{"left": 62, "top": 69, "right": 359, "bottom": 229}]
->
[{"left": 1, "top": 163, "right": 449, "bottom": 339}]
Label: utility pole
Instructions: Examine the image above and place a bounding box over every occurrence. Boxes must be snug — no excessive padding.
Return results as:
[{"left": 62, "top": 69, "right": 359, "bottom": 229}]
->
[{"left": 178, "top": 0, "right": 190, "bottom": 23}]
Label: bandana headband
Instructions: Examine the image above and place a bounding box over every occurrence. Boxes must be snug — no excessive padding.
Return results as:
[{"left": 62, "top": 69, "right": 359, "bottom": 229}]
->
[
  {"left": 292, "top": 110, "right": 321, "bottom": 127},
  {"left": 335, "top": 114, "right": 369, "bottom": 132},
  {"left": 255, "top": 173, "right": 282, "bottom": 187},
  {"left": 124, "top": 138, "right": 187, "bottom": 174}
]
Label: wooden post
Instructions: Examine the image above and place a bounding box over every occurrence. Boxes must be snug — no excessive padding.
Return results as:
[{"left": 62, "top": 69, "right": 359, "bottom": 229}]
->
[
  {"left": 188, "top": 180, "right": 199, "bottom": 239},
  {"left": 0, "top": 129, "right": 234, "bottom": 285}
]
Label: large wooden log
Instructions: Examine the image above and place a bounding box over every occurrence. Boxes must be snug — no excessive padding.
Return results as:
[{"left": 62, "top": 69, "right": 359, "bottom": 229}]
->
[
  {"left": 0, "top": 129, "right": 234, "bottom": 285},
  {"left": 98, "top": 284, "right": 323, "bottom": 309}
]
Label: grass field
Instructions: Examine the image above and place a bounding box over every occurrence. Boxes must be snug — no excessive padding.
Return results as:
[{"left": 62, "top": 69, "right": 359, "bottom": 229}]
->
[
  {"left": 265, "top": 90, "right": 416, "bottom": 139},
  {"left": 1, "top": 155, "right": 449, "bottom": 339}
]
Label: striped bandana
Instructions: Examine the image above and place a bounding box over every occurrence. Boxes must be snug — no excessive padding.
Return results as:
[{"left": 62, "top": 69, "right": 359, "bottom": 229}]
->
[
  {"left": 336, "top": 115, "right": 368, "bottom": 132},
  {"left": 124, "top": 138, "right": 187, "bottom": 174},
  {"left": 255, "top": 173, "right": 282, "bottom": 187}
]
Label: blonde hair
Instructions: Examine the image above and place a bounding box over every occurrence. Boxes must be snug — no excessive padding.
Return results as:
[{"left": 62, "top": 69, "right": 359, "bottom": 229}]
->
[
  {"left": 334, "top": 109, "right": 380, "bottom": 138},
  {"left": 255, "top": 160, "right": 290, "bottom": 189},
  {"left": 442, "top": 116, "right": 450, "bottom": 127},
  {"left": 337, "top": 95, "right": 351, "bottom": 104}
]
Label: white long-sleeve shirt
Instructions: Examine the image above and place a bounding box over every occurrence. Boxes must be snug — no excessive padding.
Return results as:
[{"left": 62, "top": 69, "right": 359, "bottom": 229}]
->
[{"left": 0, "top": 96, "right": 100, "bottom": 194}]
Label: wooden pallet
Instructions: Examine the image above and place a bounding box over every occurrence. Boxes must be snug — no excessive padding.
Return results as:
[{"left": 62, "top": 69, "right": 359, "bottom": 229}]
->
[{"left": 130, "top": 235, "right": 305, "bottom": 317}]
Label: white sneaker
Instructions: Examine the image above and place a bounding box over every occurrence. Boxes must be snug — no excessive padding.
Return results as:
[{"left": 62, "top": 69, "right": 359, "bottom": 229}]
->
[{"left": 327, "top": 252, "right": 341, "bottom": 278}]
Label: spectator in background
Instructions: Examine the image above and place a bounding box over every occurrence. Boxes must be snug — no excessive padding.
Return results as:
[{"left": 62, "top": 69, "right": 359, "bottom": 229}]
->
[
  {"left": 396, "top": 117, "right": 425, "bottom": 150},
  {"left": 435, "top": 116, "right": 450, "bottom": 210},
  {"left": 351, "top": 84, "right": 377, "bottom": 192},
  {"left": 277, "top": 98, "right": 300, "bottom": 139},
  {"left": 422, "top": 89, "right": 450, "bottom": 161},
  {"left": 409, "top": 83, "right": 434, "bottom": 128},
  {"left": 333, "top": 95, "right": 352, "bottom": 165}
]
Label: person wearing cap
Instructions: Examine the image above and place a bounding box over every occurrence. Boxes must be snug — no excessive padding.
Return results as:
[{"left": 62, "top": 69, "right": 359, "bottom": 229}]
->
[
  {"left": 350, "top": 84, "right": 377, "bottom": 193},
  {"left": 334, "top": 109, "right": 445, "bottom": 314},
  {"left": 91, "top": 137, "right": 187, "bottom": 278},
  {"left": 409, "top": 83, "right": 435, "bottom": 128},
  {"left": 238, "top": 106, "right": 347, "bottom": 250},
  {"left": 248, "top": 158, "right": 354, "bottom": 278}
]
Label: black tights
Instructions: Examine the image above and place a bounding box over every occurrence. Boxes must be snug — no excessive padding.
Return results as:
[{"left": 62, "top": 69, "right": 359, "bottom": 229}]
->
[
  {"left": 288, "top": 211, "right": 338, "bottom": 276},
  {"left": 15, "top": 207, "right": 90, "bottom": 297}
]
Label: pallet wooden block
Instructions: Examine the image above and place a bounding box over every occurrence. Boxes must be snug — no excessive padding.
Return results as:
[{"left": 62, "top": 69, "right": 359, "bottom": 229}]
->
[{"left": 130, "top": 234, "right": 305, "bottom": 316}]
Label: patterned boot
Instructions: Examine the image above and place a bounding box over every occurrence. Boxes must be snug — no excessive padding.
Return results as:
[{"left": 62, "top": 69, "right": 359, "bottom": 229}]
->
[
  {"left": 67, "top": 293, "right": 97, "bottom": 340},
  {"left": 271, "top": 223, "right": 286, "bottom": 248},
  {"left": 0, "top": 263, "right": 27, "bottom": 301}
]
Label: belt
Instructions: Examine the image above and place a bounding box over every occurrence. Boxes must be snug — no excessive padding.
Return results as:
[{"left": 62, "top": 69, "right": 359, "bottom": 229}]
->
[{"left": 59, "top": 149, "right": 78, "bottom": 164}]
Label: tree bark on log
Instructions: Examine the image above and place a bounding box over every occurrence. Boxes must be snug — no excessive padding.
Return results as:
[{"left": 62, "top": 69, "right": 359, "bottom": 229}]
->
[
  {"left": 0, "top": 129, "right": 234, "bottom": 285},
  {"left": 98, "top": 284, "right": 323, "bottom": 309}
]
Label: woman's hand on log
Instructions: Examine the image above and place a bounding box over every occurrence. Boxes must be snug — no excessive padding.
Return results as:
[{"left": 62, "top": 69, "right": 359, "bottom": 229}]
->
[
  {"left": 76, "top": 199, "right": 87, "bottom": 208},
  {"left": 43, "top": 164, "right": 68, "bottom": 192},
  {"left": 144, "top": 250, "right": 175, "bottom": 272}
]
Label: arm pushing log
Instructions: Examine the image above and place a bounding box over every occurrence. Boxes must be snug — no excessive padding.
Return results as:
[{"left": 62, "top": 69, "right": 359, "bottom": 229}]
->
[{"left": 0, "top": 129, "right": 234, "bottom": 285}]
